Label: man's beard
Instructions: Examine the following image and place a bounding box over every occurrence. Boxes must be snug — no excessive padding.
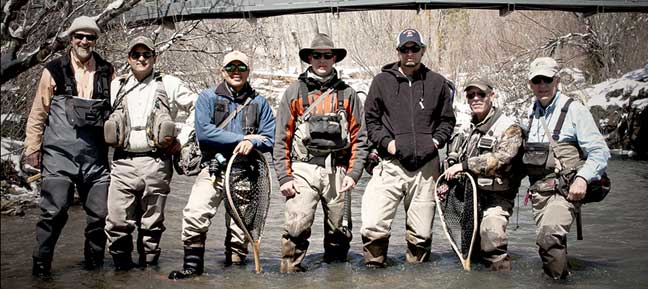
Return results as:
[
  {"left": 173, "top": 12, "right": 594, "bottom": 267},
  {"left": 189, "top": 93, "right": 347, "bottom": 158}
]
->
[{"left": 73, "top": 45, "right": 93, "bottom": 61}]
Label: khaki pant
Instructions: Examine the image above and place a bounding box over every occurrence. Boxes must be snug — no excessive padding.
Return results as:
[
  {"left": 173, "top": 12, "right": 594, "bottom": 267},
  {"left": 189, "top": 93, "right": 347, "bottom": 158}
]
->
[
  {"left": 281, "top": 161, "right": 350, "bottom": 272},
  {"left": 105, "top": 156, "right": 172, "bottom": 263},
  {"left": 531, "top": 189, "right": 575, "bottom": 278},
  {"left": 360, "top": 157, "right": 439, "bottom": 265},
  {"left": 181, "top": 167, "right": 247, "bottom": 259},
  {"left": 478, "top": 192, "right": 514, "bottom": 264}
]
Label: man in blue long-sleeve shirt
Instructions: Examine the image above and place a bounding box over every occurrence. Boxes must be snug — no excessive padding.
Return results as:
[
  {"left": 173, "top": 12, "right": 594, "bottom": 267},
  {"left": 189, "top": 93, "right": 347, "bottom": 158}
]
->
[
  {"left": 169, "top": 51, "right": 275, "bottom": 279},
  {"left": 522, "top": 57, "right": 610, "bottom": 279}
]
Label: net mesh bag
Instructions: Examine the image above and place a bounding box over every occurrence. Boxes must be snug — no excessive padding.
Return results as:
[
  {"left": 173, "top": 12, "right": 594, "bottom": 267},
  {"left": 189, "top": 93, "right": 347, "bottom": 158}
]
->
[
  {"left": 437, "top": 173, "right": 480, "bottom": 259},
  {"left": 224, "top": 150, "right": 272, "bottom": 241}
]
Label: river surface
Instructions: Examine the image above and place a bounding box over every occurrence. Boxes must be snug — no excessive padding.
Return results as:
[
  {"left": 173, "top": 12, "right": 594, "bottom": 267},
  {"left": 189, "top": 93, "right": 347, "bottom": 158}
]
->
[{"left": 2, "top": 159, "right": 647, "bottom": 289}]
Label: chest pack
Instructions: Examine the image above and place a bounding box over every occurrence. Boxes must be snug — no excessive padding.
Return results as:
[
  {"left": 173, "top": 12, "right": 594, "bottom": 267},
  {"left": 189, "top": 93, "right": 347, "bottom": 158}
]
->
[
  {"left": 104, "top": 73, "right": 177, "bottom": 150},
  {"left": 293, "top": 81, "right": 350, "bottom": 159},
  {"left": 523, "top": 98, "right": 611, "bottom": 203},
  {"left": 46, "top": 54, "right": 112, "bottom": 129},
  {"left": 175, "top": 94, "right": 255, "bottom": 176},
  {"left": 212, "top": 95, "right": 259, "bottom": 134},
  {"left": 451, "top": 111, "right": 517, "bottom": 193}
]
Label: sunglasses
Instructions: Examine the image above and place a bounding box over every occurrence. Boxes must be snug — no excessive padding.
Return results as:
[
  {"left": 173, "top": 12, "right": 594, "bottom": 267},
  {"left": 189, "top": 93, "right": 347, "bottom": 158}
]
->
[
  {"left": 311, "top": 52, "right": 335, "bottom": 60},
  {"left": 531, "top": 76, "right": 555, "bottom": 85},
  {"left": 129, "top": 51, "right": 155, "bottom": 59},
  {"left": 73, "top": 33, "right": 97, "bottom": 41},
  {"left": 466, "top": 92, "right": 487, "bottom": 100},
  {"left": 224, "top": 64, "right": 248, "bottom": 72},
  {"left": 398, "top": 45, "right": 422, "bottom": 54}
]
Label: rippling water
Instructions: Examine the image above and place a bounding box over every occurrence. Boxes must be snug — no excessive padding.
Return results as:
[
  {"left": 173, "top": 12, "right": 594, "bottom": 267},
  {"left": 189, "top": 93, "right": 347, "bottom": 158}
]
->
[{"left": 2, "top": 159, "right": 647, "bottom": 289}]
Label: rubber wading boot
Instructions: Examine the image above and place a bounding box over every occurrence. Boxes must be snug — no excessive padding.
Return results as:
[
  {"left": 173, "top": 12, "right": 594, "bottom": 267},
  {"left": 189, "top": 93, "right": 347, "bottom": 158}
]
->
[
  {"left": 225, "top": 254, "right": 247, "bottom": 266},
  {"left": 489, "top": 255, "right": 512, "bottom": 272},
  {"left": 32, "top": 258, "right": 52, "bottom": 281},
  {"left": 139, "top": 253, "right": 160, "bottom": 268},
  {"left": 112, "top": 253, "right": 136, "bottom": 271},
  {"left": 83, "top": 253, "right": 105, "bottom": 270},
  {"left": 83, "top": 245, "right": 104, "bottom": 270},
  {"left": 168, "top": 247, "right": 205, "bottom": 279}
]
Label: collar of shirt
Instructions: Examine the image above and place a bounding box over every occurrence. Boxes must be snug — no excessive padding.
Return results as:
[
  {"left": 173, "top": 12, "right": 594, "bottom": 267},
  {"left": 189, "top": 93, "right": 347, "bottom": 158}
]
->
[
  {"left": 532, "top": 90, "right": 562, "bottom": 117},
  {"left": 527, "top": 91, "right": 568, "bottom": 143},
  {"left": 69, "top": 50, "right": 96, "bottom": 98}
]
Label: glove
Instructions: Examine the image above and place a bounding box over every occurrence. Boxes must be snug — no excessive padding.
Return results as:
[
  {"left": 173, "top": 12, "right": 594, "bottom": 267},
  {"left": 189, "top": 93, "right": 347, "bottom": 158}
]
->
[
  {"left": 21, "top": 151, "right": 41, "bottom": 174},
  {"left": 163, "top": 137, "right": 182, "bottom": 156}
]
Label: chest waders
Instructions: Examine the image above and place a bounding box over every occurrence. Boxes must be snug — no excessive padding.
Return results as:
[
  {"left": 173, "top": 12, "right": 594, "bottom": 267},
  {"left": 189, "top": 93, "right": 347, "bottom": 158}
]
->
[{"left": 34, "top": 53, "right": 113, "bottom": 272}]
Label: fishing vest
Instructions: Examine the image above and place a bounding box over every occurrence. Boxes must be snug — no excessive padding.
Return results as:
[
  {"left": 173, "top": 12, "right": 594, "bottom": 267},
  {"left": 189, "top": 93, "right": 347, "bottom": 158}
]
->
[
  {"left": 41, "top": 53, "right": 113, "bottom": 169},
  {"left": 104, "top": 72, "right": 176, "bottom": 151},
  {"left": 197, "top": 93, "right": 259, "bottom": 162},
  {"left": 212, "top": 96, "right": 259, "bottom": 135},
  {"left": 457, "top": 110, "right": 516, "bottom": 192},
  {"left": 522, "top": 99, "right": 575, "bottom": 181},
  {"left": 291, "top": 80, "right": 350, "bottom": 161},
  {"left": 523, "top": 98, "right": 611, "bottom": 202}
]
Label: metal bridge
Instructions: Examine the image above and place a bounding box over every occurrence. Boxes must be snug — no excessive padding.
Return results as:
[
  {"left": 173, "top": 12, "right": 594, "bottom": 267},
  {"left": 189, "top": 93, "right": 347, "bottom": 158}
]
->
[{"left": 125, "top": 0, "right": 648, "bottom": 26}]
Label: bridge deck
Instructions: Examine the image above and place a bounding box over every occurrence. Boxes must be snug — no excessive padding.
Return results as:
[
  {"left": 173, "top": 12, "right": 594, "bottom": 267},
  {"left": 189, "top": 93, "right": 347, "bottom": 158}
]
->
[{"left": 125, "top": 0, "right": 648, "bottom": 26}]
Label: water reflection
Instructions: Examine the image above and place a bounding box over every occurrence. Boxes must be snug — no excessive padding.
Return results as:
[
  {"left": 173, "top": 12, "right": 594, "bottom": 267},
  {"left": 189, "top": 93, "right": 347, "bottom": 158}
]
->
[{"left": 2, "top": 159, "right": 647, "bottom": 289}]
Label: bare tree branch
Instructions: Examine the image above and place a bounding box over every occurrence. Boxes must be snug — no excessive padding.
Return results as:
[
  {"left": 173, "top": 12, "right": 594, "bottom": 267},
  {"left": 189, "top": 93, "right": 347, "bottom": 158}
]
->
[{"left": 0, "top": 0, "right": 142, "bottom": 85}]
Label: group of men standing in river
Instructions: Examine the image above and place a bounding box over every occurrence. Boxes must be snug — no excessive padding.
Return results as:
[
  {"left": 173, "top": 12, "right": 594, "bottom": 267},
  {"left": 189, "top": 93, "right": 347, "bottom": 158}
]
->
[{"left": 22, "top": 16, "right": 609, "bottom": 281}]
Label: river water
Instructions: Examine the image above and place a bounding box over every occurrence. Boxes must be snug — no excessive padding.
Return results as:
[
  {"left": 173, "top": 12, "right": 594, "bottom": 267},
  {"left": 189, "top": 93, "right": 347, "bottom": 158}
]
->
[{"left": 2, "top": 158, "right": 647, "bottom": 289}]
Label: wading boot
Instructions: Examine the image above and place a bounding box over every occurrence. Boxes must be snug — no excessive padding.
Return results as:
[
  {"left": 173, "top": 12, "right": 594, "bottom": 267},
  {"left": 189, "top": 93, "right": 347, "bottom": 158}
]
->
[
  {"left": 139, "top": 253, "right": 160, "bottom": 268},
  {"left": 32, "top": 258, "right": 52, "bottom": 281},
  {"left": 83, "top": 247, "right": 104, "bottom": 270},
  {"left": 489, "top": 255, "right": 512, "bottom": 272},
  {"left": 168, "top": 247, "right": 204, "bottom": 279},
  {"left": 224, "top": 253, "right": 247, "bottom": 266},
  {"left": 112, "top": 253, "right": 136, "bottom": 271}
]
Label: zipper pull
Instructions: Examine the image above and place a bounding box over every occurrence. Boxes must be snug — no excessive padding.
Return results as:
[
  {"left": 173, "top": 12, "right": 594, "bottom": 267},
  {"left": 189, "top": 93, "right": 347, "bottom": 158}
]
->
[
  {"left": 418, "top": 97, "right": 424, "bottom": 110},
  {"left": 524, "top": 189, "right": 532, "bottom": 206}
]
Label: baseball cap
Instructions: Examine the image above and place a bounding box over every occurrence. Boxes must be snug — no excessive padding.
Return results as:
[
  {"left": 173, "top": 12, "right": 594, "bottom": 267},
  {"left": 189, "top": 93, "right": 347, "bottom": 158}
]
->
[
  {"left": 464, "top": 77, "right": 493, "bottom": 92},
  {"left": 528, "top": 57, "right": 559, "bottom": 80},
  {"left": 223, "top": 50, "right": 250, "bottom": 67},
  {"left": 397, "top": 28, "right": 425, "bottom": 48},
  {"left": 127, "top": 36, "right": 155, "bottom": 52}
]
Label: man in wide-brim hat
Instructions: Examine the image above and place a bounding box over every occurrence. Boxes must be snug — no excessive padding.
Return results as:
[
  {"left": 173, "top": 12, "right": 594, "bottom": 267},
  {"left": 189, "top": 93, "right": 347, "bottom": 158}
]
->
[
  {"left": 273, "top": 33, "right": 368, "bottom": 273},
  {"left": 298, "top": 33, "right": 347, "bottom": 64}
]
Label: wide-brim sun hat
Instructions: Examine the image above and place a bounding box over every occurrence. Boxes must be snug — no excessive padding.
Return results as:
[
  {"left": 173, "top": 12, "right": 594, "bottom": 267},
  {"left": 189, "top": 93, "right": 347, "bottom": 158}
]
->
[{"left": 298, "top": 33, "right": 347, "bottom": 63}]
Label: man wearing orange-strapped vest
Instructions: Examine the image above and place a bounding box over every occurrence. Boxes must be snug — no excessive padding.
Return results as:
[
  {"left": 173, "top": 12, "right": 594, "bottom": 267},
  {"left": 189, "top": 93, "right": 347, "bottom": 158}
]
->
[{"left": 273, "top": 33, "right": 368, "bottom": 273}]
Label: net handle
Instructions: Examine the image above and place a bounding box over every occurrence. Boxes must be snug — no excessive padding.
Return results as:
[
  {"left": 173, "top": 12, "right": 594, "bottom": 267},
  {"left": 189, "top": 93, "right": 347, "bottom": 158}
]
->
[
  {"left": 434, "top": 172, "right": 478, "bottom": 271},
  {"left": 224, "top": 149, "right": 268, "bottom": 273}
]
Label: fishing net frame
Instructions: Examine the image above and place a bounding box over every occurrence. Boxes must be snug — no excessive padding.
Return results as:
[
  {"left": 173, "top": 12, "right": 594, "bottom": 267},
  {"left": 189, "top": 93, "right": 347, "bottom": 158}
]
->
[
  {"left": 224, "top": 149, "right": 272, "bottom": 273},
  {"left": 434, "top": 172, "right": 479, "bottom": 271}
]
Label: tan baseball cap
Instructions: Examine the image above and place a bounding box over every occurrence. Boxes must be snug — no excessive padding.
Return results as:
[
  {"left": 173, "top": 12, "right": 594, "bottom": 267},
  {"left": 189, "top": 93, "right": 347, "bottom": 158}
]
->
[
  {"left": 528, "top": 57, "right": 559, "bottom": 80},
  {"left": 223, "top": 50, "right": 250, "bottom": 67}
]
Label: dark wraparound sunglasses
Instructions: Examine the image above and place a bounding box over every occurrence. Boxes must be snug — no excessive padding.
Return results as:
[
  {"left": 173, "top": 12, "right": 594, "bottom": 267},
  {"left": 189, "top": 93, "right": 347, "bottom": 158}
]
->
[
  {"left": 224, "top": 64, "right": 249, "bottom": 72},
  {"left": 466, "top": 92, "right": 487, "bottom": 100},
  {"left": 73, "top": 33, "right": 97, "bottom": 41},
  {"left": 311, "top": 52, "right": 335, "bottom": 60},
  {"left": 398, "top": 45, "right": 422, "bottom": 54},
  {"left": 531, "top": 76, "right": 555, "bottom": 85},
  {"left": 129, "top": 51, "right": 155, "bottom": 59}
]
